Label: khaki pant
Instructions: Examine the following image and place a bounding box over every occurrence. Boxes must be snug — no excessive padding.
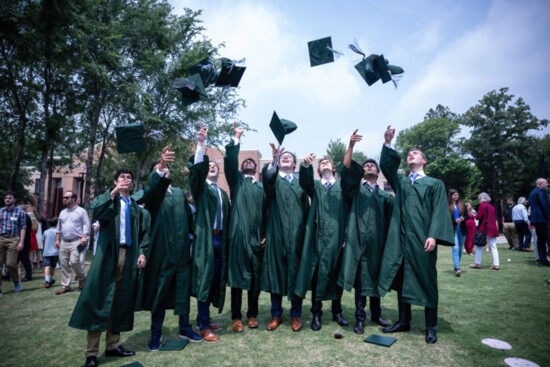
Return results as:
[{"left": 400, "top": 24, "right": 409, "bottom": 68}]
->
[
  {"left": 0, "top": 236, "right": 21, "bottom": 287},
  {"left": 86, "top": 331, "right": 120, "bottom": 357},
  {"left": 503, "top": 222, "right": 518, "bottom": 249},
  {"left": 59, "top": 239, "right": 86, "bottom": 288},
  {"left": 85, "top": 247, "right": 127, "bottom": 357}
]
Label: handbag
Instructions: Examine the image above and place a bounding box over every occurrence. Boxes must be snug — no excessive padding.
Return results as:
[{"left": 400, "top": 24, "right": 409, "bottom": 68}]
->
[{"left": 473, "top": 204, "right": 488, "bottom": 247}]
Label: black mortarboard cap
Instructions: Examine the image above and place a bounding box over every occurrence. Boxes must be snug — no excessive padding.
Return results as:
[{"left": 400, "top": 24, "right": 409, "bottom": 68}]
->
[
  {"left": 215, "top": 57, "right": 246, "bottom": 87},
  {"left": 159, "top": 339, "right": 189, "bottom": 351},
  {"left": 172, "top": 74, "right": 207, "bottom": 106},
  {"left": 354, "top": 54, "right": 381, "bottom": 86},
  {"left": 364, "top": 334, "right": 397, "bottom": 347},
  {"left": 188, "top": 58, "right": 218, "bottom": 87},
  {"left": 115, "top": 123, "right": 146, "bottom": 154},
  {"left": 269, "top": 111, "right": 297, "bottom": 145},
  {"left": 308, "top": 36, "right": 335, "bottom": 67},
  {"left": 374, "top": 54, "right": 392, "bottom": 83}
]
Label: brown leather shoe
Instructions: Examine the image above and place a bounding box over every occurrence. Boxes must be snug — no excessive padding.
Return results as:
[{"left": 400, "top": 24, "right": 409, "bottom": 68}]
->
[
  {"left": 266, "top": 317, "right": 283, "bottom": 331},
  {"left": 248, "top": 317, "right": 259, "bottom": 329},
  {"left": 210, "top": 323, "right": 222, "bottom": 332},
  {"left": 232, "top": 319, "right": 244, "bottom": 333},
  {"left": 200, "top": 329, "right": 220, "bottom": 343},
  {"left": 55, "top": 287, "right": 71, "bottom": 295},
  {"left": 291, "top": 317, "right": 303, "bottom": 332}
]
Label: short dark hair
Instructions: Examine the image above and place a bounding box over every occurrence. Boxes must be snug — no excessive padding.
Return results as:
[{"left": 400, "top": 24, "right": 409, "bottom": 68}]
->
[
  {"left": 48, "top": 217, "right": 58, "bottom": 227},
  {"left": 4, "top": 191, "right": 16, "bottom": 199},
  {"left": 240, "top": 158, "right": 257, "bottom": 172},
  {"left": 362, "top": 158, "right": 380, "bottom": 173},
  {"left": 114, "top": 168, "right": 134, "bottom": 181}
]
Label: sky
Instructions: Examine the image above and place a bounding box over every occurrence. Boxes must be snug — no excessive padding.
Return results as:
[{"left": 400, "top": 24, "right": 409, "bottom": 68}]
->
[{"left": 168, "top": 0, "right": 550, "bottom": 161}]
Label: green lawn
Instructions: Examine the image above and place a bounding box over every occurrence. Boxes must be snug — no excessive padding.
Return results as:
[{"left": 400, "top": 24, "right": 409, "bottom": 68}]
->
[{"left": 1, "top": 241, "right": 549, "bottom": 367}]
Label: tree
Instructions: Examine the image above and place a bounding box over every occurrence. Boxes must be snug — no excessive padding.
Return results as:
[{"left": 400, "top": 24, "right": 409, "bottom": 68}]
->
[
  {"left": 326, "top": 138, "right": 346, "bottom": 167},
  {"left": 394, "top": 105, "right": 481, "bottom": 200},
  {"left": 461, "top": 87, "right": 548, "bottom": 214}
]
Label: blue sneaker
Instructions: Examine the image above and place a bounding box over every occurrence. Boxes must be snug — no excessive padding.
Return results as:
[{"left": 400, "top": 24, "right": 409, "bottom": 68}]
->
[
  {"left": 179, "top": 329, "right": 204, "bottom": 343},
  {"left": 13, "top": 280, "right": 23, "bottom": 293},
  {"left": 148, "top": 335, "right": 162, "bottom": 351}
]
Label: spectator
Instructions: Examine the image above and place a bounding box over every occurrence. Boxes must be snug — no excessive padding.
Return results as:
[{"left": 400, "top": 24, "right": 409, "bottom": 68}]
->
[
  {"left": 512, "top": 197, "right": 531, "bottom": 252},
  {"left": 470, "top": 193, "right": 500, "bottom": 270},
  {"left": 502, "top": 197, "right": 519, "bottom": 250},
  {"left": 42, "top": 218, "right": 59, "bottom": 288}
]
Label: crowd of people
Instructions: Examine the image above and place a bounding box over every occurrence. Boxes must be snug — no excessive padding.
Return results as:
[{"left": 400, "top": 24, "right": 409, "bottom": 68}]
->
[
  {"left": 2, "top": 126, "right": 549, "bottom": 367},
  {"left": 446, "top": 180, "right": 550, "bottom": 276}
]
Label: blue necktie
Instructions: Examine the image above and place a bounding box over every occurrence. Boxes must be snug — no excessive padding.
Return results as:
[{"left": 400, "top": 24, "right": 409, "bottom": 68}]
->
[
  {"left": 325, "top": 181, "right": 332, "bottom": 189},
  {"left": 212, "top": 183, "right": 222, "bottom": 230},
  {"left": 285, "top": 175, "right": 292, "bottom": 184},
  {"left": 409, "top": 172, "right": 419, "bottom": 184},
  {"left": 122, "top": 197, "right": 132, "bottom": 246}
]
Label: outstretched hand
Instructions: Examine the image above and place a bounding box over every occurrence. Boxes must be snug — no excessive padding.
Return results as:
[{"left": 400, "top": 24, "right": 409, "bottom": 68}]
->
[
  {"left": 384, "top": 125, "right": 396, "bottom": 144},
  {"left": 303, "top": 153, "right": 316, "bottom": 166},
  {"left": 233, "top": 122, "right": 244, "bottom": 139},
  {"left": 197, "top": 126, "right": 208, "bottom": 143},
  {"left": 269, "top": 143, "right": 284, "bottom": 160},
  {"left": 349, "top": 129, "right": 362, "bottom": 147}
]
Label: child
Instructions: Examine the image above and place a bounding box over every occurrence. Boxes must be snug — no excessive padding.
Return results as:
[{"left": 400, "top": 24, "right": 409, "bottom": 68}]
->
[{"left": 42, "top": 218, "right": 59, "bottom": 288}]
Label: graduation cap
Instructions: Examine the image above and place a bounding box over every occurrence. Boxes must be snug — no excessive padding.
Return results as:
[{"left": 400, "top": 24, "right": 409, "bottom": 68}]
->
[
  {"left": 188, "top": 58, "right": 218, "bottom": 87},
  {"left": 215, "top": 57, "right": 246, "bottom": 87},
  {"left": 364, "top": 334, "right": 397, "bottom": 347},
  {"left": 307, "top": 36, "right": 342, "bottom": 67},
  {"left": 269, "top": 111, "right": 297, "bottom": 145},
  {"left": 172, "top": 74, "right": 208, "bottom": 106},
  {"left": 115, "top": 123, "right": 146, "bottom": 154},
  {"left": 349, "top": 43, "right": 404, "bottom": 87}
]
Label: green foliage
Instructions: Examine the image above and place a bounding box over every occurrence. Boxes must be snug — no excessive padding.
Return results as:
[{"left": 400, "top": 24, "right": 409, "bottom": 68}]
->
[
  {"left": 325, "top": 138, "right": 346, "bottom": 167},
  {"left": 426, "top": 155, "right": 482, "bottom": 201},
  {"left": 461, "top": 87, "right": 549, "bottom": 203}
]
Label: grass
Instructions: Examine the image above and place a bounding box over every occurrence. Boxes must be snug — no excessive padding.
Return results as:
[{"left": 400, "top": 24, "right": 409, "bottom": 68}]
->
[{"left": 1, "top": 240, "right": 549, "bottom": 367}]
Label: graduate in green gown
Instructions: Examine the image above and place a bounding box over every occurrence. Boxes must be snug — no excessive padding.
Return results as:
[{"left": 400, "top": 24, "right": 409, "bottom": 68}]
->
[
  {"left": 377, "top": 126, "right": 454, "bottom": 344},
  {"left": 190, "top": 126, "right": 230, "bottom": 343},
  {"left": 140, "top": 130, "right": 209, "bottom": 349},
  {"left": 338, "top": 130, "right": 393, "bottom": 335},
  {"left": 69, "top": 168, "right": 149, "bottom": 367},
  {"left": 261, "top": 146, "right": 309, "bottom": 332},
  {"left": 224, "top": 123, "right": 266, "bottom": 332},
  {"left": 294, "top": 154, "right": 349, "bottom": 331}
]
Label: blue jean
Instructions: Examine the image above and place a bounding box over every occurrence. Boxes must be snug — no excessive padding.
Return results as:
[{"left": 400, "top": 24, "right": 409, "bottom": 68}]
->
[
  {"left": 151, "top": 304, "right": 192, "bottom": 337},
  {"left": 270, "top": 293, "right": 302, "bottom": 318},
  {"left": 452, "top": 227, "right": 465, "bottom": 269}
]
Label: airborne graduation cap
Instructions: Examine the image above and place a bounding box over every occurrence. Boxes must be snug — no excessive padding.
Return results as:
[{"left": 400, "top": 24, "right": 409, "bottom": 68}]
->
[
  {"left": 307, "top": 36, "right": 343, "bottom": 67},
  {"left": 188, "top": 58, "right": 219, "bottom": 87},
  {"left": 115, "top": 123, "right": 146, "bottom": 154},
  {"left": 172, "top": 74, "right": 208, "bottom": 107},
  {"left": 215, "top": 57, "right": 246, "bottom": 87},
  {"left": 269, "top": 111, "right": 297, "bottom": 145},
  {"left": 349, "top": 43, "right": 404, "bottom": 87}
]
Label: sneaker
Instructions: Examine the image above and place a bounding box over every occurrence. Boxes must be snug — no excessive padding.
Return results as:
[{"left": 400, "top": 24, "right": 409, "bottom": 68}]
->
[
  {"left": 455, "top": 268, "right": 462, "bottom": 277},
  {"left": 179, "top": 329, "right": 204, "bottom": 343},
  {"left": 489, "top": 265, "right": 500, "bottom": 270},
  {"left": 44, "top": 281, "right": 51, "bottom": 289},
  {"left": 148, "top": 335, "right": 162, "bottom": 351},
  {"left": 469, "top": 264, "right": 481, "bottom": 269},
  {"left": 13, "top": 280, "right": 23, "bottom": 293}
]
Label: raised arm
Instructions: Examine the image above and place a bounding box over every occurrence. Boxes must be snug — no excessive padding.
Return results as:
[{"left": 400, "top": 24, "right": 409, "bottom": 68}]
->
[
  {"left": 343, "top": 129, "right": 362, "bottom": 168},
  {"left": 299, "top": 153, "right": 316, "bottom": 197}
]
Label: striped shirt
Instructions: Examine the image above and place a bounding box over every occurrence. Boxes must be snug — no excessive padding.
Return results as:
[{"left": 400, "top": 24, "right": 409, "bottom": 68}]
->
[{"left": 0, "top": 206, "right": 27, "bottom": 237}]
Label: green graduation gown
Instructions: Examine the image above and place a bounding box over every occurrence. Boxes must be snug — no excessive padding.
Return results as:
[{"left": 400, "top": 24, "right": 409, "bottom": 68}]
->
[
  {"left": 294, "top": 164, "right": 346, "bottom": 301},
  {"left": 338, "top": 161, "right": 393, "bottom": 297},
  {"left": 224, "top": 141, "right": 265, "bottom": 294},
  {"left": 377, "top": 145, "right": 454, "bottom": 308},
  {"left": 68, "top": 191, "right": 150, "bottom": 332},
  {"left": 140, "top": 160, "right": 208, "bottom": 315},
  {"left": 261, "top": 164, "right": 309, "bottom": 297},
  {"left": 189, "top": 157, "right": 230, "bottom": 313}
]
